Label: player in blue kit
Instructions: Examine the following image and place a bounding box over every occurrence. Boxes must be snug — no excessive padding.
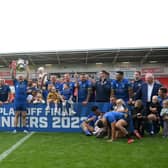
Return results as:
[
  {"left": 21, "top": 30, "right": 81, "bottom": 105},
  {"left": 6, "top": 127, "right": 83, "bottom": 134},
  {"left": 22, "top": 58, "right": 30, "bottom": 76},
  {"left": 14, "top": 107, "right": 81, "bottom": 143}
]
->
[
  {"left": 97, "top": 111, "right": 134, "bottom": 144},
  {"left": 75, "top": 74, "right": 92, "bottom": 104},
  {"left": 80, "top": 106, "right": 102, "bottom": 136},
  {"left": 61, "top": 83, "right": 73, "bottom": 101},
  {"left": 11, "top": 63, "right": 30, "bottom": 133},
  {"left": 74, "top": 74, "right": 92, "bottom": 116},
  {"left": 60, "top": 73, "right": 75, "bottom": 93},
  {"left": 111, "top": 71, "right": 133, "bottom": 102},
  {"left": 0, "top": 79, "right": 11, "bottom": 105},
  {"left": 45, "top": 75, "right": 61, "bottom": 92}
]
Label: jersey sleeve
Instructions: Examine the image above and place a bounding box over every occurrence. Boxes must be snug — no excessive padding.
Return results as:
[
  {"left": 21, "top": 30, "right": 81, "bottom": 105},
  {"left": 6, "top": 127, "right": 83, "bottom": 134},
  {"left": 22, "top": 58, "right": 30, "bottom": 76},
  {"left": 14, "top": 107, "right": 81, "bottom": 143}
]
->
[{"left": 111, "top": 80, "right": 116, "bottom": 89}]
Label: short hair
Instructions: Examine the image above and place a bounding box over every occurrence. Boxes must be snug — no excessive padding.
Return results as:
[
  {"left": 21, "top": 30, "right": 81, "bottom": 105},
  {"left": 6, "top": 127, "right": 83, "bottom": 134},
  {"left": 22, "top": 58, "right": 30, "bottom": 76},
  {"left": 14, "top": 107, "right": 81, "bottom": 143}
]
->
[
  {"left": 91, "top": 106, "right": 99, "bottom": 112},
  {"left": 101, "top": 70, "right": 109, "bottom": 75},
  {"left": 135, "top": 71, "right": 141, "bottom": 75},
  {"left": 159, "top": 87, "right": 168, "bottom": 94},
  {"left": 116, "top": 71, "right": 124, "bottom": 75},
  {"left": 96, "top": 120, "right": 104, "bottom": 128}
]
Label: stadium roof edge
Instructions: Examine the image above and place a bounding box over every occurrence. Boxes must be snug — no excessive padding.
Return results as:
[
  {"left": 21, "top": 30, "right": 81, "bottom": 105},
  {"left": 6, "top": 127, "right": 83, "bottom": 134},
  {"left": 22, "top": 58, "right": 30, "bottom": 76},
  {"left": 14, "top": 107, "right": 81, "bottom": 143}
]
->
[{"left": 0, "top": 46, "right": 168, "bottom": 56}]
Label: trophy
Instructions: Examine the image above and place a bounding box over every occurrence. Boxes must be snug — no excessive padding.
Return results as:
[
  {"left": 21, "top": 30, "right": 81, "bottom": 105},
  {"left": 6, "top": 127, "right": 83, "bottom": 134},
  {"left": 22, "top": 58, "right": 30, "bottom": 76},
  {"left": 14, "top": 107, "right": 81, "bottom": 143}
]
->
[
  {"left": 16, "top": 59, "right": 28, "bottom": 72},
  {"left": 37, "top": 67, "right": 45, "bottom": 80},
  {"left": 37, "top": 67, "right": 48, "bottom": 87}
]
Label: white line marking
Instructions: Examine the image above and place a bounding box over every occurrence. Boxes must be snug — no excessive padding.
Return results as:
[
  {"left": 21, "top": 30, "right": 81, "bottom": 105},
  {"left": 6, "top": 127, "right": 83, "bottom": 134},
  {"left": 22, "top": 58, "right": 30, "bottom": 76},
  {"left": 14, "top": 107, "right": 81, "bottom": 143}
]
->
[{"left": 0, "top": 132, "right": 34, "bottom": 162}]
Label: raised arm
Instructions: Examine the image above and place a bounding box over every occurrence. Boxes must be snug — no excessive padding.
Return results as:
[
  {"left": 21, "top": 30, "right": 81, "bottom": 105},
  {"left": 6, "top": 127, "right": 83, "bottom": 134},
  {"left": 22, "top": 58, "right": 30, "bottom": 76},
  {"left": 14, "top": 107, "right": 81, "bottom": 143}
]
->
[
  {"left": 25, "top": 64, "right": 30, "bottom": 81},
  {"left": 11, "top": 66, "right": 16, "bottom": 80}
]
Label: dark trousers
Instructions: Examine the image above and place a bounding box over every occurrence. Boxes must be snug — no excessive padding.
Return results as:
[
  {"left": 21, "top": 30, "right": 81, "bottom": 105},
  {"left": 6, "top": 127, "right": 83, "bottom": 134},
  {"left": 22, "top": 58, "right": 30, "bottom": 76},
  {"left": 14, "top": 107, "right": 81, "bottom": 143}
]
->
[{"left": 163, "top": 120, "right": 168, "bottom": 136}]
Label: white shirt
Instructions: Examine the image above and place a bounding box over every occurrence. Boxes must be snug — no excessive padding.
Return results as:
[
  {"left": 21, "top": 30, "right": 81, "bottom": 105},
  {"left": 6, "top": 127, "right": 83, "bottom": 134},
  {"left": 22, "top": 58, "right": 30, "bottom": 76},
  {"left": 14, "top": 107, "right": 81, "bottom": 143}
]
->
[
  {"left": 33, "top": 99, "right": 45, "bottom": 104},
  {"left": 27, "top": 94, "right": 33, "bottom": 103},
  {"left": 147, "top": 83, "right": 154, "bottom": 102}
]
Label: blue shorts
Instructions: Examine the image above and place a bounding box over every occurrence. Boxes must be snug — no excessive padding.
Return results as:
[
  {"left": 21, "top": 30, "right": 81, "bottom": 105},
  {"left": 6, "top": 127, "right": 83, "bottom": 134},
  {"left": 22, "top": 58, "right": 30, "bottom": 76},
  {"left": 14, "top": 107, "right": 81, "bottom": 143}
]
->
[{"left": 14, "top": 104, "right": 27, "bottom": 112}]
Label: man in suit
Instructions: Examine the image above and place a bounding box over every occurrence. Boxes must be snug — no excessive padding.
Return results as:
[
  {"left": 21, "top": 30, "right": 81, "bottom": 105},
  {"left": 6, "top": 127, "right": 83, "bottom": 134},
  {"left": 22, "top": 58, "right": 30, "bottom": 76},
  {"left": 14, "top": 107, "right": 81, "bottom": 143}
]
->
[
  {"left": 137, "top": 73, "right": 162, "bottom": 113},
  {"left": 136, "top": 73, "right": 162, "bottom": 135}
]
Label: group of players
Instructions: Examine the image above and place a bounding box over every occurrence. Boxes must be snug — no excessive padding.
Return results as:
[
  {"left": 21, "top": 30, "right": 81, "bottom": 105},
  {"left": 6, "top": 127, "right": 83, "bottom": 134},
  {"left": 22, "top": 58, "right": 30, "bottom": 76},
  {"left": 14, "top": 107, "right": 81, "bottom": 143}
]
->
[
  {"left": 79, "top": 71, "right": 168, "bottom": 143},
  {"left": 0, "top": 63, "right": 168, "bottom": 142}
]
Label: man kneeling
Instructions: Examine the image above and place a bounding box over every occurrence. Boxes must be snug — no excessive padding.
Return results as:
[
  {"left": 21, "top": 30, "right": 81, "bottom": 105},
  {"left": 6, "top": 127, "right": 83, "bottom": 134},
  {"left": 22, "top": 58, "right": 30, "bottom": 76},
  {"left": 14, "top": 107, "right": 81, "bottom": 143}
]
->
[{"left": 97, "top": 111, "right": 134, "bottom": 144}]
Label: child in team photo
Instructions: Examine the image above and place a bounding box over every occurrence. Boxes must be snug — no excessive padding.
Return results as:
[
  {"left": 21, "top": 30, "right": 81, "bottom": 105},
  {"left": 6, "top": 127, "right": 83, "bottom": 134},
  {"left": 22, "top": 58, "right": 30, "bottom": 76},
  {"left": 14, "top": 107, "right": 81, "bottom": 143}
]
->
[
  {"left": 147, "top": 95, "right": 161, "bottom": 135},
  {"left": 160, "top": 99, "right": 168, "bottom": 138},
  {"left": 46, "top": 86, "right": 63, "bottom": 113},
  {"left": 131, "top": 99, "right": 146, "bottom": 136}
]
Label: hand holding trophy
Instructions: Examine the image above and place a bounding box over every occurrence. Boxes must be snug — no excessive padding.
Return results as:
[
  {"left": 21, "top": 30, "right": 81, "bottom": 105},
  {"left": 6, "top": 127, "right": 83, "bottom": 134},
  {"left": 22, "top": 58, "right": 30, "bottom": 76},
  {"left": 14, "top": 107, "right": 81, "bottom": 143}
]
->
[{"left": 16, "top": 59, "right": 28, "bottom": 72}]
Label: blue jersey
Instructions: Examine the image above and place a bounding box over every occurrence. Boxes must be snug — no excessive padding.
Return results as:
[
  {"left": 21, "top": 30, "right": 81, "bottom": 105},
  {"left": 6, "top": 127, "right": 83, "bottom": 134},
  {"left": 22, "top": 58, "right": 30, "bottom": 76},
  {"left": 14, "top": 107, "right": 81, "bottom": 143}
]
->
[
  {"left": 103, "top": 111, "right": 125, "bottom": 123},
  {"left": 14, "top": 79, "right": 28, "bottom": 103},
  {"left": 27, "top": 86, "right": 40, "bottom": 94},
  {"left": 132, "top": 79, "right": 144, "bottom": 100},
  {"left": 111, "top": 79, "right": 131, "bottom": 101},
  {"left": 95, "top": 79, "right": 111, "bottom": 102},
  {"left": 87, "top": 113, "right": 98, "bottom": 127},
  {"left": 46, "top": 81, "right": 62, "bottom": 92},
  {"left": 60, "top": 82, "right": 75, "bottom": 92},
  {"left": 42, "top": 89, "right": 49, "bottom": 101},
  {"left": 77, "top": 80, "right": 91, "bottom": 102},
  {"left": 0, "top": 85, "right": 10, "bottom": 102},
  {"left": 61, "top": 88, "right": 72, "bottom": 100}
]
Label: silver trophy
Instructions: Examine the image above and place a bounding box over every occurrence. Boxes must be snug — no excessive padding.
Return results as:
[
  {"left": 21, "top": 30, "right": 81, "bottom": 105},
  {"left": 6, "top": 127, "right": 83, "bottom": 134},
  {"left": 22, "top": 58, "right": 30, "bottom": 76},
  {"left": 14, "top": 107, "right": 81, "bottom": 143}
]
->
[{"left": 16, "top": 59, "right": 28, "bottom": 71}]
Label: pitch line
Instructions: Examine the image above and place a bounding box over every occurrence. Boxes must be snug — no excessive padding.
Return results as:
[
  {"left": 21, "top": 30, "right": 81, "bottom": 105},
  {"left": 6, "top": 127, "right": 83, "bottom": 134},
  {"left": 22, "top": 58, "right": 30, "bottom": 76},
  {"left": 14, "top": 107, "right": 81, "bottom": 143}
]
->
[{"left": 0, "top": 132, "right": 34, "bottom": 162}]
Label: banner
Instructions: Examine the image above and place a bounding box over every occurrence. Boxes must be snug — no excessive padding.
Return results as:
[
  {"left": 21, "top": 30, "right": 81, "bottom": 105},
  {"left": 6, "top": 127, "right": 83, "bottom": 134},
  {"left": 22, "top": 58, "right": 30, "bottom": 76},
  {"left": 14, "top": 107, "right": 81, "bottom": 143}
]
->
[{"left": 0, "top": 102, "right": 111, "bottom": 132}]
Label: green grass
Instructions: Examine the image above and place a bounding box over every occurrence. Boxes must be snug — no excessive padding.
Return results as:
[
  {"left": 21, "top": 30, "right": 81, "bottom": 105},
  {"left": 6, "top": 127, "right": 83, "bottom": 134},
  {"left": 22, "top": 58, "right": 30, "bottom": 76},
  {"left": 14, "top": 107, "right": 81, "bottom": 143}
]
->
[
  {"left": 0, "top": 132, "right": 25, "bottom": 154},
  {"left": 0, "top": 133, "right": 168, "bottom": 168}
]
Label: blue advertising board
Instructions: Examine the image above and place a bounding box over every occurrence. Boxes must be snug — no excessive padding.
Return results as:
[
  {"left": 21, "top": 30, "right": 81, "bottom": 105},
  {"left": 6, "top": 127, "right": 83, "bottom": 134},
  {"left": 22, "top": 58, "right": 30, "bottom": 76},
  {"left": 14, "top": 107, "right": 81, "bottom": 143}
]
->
[{"left": 0, "top": 102, "right": 111, "bottom": 132}]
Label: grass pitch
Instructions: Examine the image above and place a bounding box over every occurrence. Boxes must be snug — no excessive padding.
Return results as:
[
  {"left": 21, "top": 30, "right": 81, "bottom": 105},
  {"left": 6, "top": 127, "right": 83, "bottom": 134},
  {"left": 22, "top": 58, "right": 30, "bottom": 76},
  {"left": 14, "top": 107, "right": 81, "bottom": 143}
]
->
[{"left": 0, "top": 132, "right": 168, "bottom": 168}]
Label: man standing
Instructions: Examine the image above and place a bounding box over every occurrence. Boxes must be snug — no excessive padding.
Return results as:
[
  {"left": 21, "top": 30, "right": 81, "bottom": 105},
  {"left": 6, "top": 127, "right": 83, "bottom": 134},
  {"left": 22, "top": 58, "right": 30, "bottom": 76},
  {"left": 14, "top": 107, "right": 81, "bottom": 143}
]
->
[
  {"left": 94, "top": 70, "right": 112, "bottom": 112},
  {"left": 75, "top": 73, "right": 91, "bottom": 105},
  {"left": 0, "top": 79, "right": 11, "bottom": 105},
  {"left": 111, "top": 71, "right": 133, "bottom": 103},
  {"left": 45, "top": 75, "right": 61, "bottom": 92},
  {"left": 132, "top": 71, "right": 144, "bottom": 100},
  {"left": 137, "top": 73, "right": 162, "bottom": 112},
  {"left": 75, "top": 73, "right": 92, "bottom": 116},
  {"left": 11, "top": 62, "right": 30, "bottom": 133}
]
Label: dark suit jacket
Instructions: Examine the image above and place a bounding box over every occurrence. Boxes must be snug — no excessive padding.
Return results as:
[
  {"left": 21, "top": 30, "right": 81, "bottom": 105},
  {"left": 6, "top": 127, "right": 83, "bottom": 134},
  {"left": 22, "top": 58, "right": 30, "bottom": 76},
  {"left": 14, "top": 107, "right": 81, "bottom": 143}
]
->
[{"left": 136, "top": 82, "right": 162, "bottom": 106}]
